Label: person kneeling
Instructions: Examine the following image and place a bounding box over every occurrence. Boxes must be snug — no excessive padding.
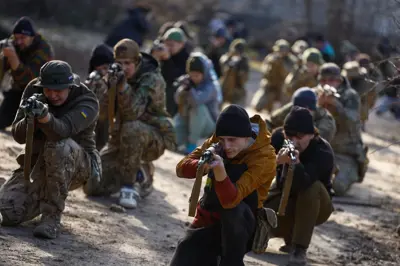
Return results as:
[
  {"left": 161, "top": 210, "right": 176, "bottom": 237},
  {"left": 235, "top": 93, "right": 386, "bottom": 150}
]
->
[
  {"left": 173, "top": 52, "right": 222, "bottom": 154},
  {"left": 170, "top": 105, "right": 277, "bottom": 266},
  {"left": 0, "top": 60, "right": 100, "bottom": 239},
  {"left": 264, "top": 106, "right": 334, "bottom": 266}
]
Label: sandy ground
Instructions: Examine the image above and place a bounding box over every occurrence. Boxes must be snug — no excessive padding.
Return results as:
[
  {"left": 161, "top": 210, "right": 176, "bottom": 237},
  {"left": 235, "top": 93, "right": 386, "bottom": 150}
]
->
[{"left": 0, "top": 19, "right": 399, "bottom": 266}]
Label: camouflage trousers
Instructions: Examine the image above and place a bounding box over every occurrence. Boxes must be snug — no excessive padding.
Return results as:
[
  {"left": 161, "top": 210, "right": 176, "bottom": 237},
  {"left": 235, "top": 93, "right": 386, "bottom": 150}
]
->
[
  {"left": 0, "top": 139, "right": 91, "bottom": 225},
  {"left": 332, "top": 153, "right": 359, "bottom": 196},
  {"left": 223, "top": 87, "right": 247, "bottom": 107},
  {"left": 251, "top": 86, "right": 282, "bottom": 113},
  {"left": 87, "top": 121, "right": 165, "bottom": 196}
]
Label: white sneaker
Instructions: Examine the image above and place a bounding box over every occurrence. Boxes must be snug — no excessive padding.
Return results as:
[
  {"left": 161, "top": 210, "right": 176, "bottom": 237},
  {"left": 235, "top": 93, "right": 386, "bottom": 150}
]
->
[{"left": 118, "top": 187, "right": 140, "bottom": 209}]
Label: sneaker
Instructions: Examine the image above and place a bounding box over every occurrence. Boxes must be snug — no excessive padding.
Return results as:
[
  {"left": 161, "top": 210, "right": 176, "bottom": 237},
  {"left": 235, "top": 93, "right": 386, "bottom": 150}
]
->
[
  {"left": 33, "top": 212, "right": 61, "bottom": 239},
  {"left": 118, "top": 187, "right": 140, "bottom": 209},
  {"left": 287, "top": 247, "right": 308, "bottom": 266}
]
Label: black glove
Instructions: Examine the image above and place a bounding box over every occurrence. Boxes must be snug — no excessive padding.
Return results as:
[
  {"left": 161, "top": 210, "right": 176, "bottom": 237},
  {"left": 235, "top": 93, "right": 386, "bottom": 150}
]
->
[
  {"left": 21, "top": 94, "right": 48, "bottom": 119},
  {"left": 107, "top": 63, "right": 125, "bottom": 87}
]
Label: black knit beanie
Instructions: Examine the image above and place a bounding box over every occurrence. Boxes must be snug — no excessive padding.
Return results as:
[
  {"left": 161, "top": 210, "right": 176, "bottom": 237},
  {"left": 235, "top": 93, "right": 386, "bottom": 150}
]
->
[
  {"left": 216, "top": 105, "right": 252, "bottom": 137},
  {"left": 13, "top": 17, "right": 36, "bottom": 37},
  {"left": 283, "top": 106, "right": 314, "bottom": 136},
  {"left": 88, "top": 44, "right": 114, "bottom": 74}
]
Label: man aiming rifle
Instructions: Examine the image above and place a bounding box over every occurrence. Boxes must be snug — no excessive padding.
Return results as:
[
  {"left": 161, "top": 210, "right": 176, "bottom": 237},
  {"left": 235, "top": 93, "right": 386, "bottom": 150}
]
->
[
  {"left": 170, "top": 104, "right": 277, "bottom": 266},
  {"left": 264, "top": 106, "right": 335, "bottom": 266}
]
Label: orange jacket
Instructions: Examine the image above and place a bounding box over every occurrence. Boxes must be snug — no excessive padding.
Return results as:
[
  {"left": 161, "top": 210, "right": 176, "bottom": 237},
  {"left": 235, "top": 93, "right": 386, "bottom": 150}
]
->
[{"left": 176, "top": 115, "right": 276, "bottom": 227}]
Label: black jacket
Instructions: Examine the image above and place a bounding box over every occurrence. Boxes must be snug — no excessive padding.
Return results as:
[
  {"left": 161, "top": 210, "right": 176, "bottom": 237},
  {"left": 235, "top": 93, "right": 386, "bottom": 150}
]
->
[{"left": 271, "top": 128, "right": 334, "bottom": 196}]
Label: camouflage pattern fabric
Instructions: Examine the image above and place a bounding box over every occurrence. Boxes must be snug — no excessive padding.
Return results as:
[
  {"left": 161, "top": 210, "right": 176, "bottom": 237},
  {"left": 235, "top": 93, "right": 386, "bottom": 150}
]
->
[
  {"left": 0, "top": 139, "right": 91, "bottom": 225},
  {"left": 85, "top": 76, "right": 109, "bottom": 150},
  {"left": 283, "top": 66, "right": 318, "bottom": 98},
  {"left": 92, "top": 54, "right": 176, "bottom": 194},
  {"left": 324, "top": 80, "right": 367, "bottom": 194},
  {"left": 88, "top": 120, "right": 165, "bottom": 195},
  {"left": 252, "top": 52, "right": 297, "bottom": 112},
  {"left": 268, "top": 103, "right": 336, "bottom": 143},
  {"left": 219, "top": 54, "right": 249, "bottom": 106}
]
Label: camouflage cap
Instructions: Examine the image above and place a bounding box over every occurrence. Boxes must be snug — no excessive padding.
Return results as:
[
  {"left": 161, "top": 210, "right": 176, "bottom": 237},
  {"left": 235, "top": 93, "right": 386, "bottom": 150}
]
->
[
  {"left": 229, "top": 38, "right": 246, "bottom": 54},
  {"left": 35, "top": 60, "right": 76, "bottom": 90},
  {"left": 341, "top": 61, "right": 367, "bottom": 79},
  {"left": 114, "top": 38, "right": 141, "bottom": 63},
  {"left": 292, "top": 40, "right": 309, "bottom": 54},
  {"left": 163, "top": 28, "right": 186, "bottom": 43},
  {"left": 273, "top": 39, "right": 290, "bottom": 52},
  {"left": 318, "top": 63, "right": 342, "bottom": 80},
  {"left": 302, "top": 48, "right": 324, "bottom": 65}
]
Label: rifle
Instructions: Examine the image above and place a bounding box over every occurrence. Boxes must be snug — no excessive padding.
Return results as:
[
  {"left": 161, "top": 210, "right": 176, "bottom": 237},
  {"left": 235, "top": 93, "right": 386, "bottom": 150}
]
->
[
  {"left": 188, "top": 143, "right": 220, "bottom": 217},
  {"left": 107, "top": 63, "right": 122, "bottom": 133},
  {"left": 20, "top": 93, "right": 43, "bottom": 188},
  {"left": 277, "top": 139, "right": 297, "bottom": 216}
]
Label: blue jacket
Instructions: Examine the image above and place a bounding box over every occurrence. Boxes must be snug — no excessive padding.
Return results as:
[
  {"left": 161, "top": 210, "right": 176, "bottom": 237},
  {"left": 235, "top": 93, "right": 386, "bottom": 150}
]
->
[{"left": 175, "top": 52, "right": 222, "bottom": 121}]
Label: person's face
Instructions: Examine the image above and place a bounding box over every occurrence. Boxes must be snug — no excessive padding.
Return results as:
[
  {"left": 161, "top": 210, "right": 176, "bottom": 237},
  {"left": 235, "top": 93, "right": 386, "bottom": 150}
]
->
[
  {"left": 188, "top": 71, "right": 204, "bottom": 85},
  {"left": 115, "top": 58, "right": 137, "bottom": 79},
  {"left": 165, "top": 40, "right": 184, "bottom": 55},
  {"left": 306, "top": 62, "right": 319, "bottom": 76},
  {"left": 43, "top": 87, "right": 70, "bottom": 106},
  {"left": 319, "top": 76, "right": 341, "bottom": 88},
  {"left": 13, "top": 33, "right": 34, "bottom": 50},
  {"left": 95, "top": 64, "right": 110, "bottom": 76},
  {"left": 285, "top": 133, "right": 314, "bottom": 153},
  {"left": 218, "top": 136, "right": 250, "bottom": 159}
]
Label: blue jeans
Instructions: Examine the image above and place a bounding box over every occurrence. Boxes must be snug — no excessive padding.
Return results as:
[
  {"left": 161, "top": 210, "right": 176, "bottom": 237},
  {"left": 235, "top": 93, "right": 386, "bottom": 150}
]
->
[{"left": 174, "top": 105, "right": 215, "bottom": 146}]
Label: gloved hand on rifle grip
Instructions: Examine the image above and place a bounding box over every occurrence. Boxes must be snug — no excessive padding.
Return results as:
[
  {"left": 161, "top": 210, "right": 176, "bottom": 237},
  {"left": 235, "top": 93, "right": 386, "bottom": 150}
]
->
[
  {"left": 21, "top": 94, "right": 49, "bottom": 119},
  {"left": 107, "top": 62, "right": 125, "bottom": 86}
]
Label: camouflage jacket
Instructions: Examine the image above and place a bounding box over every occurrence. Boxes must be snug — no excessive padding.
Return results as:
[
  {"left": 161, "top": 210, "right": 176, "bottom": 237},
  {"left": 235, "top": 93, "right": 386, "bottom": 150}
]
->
[
  {"left": 0, "top": 34, "right": 54, "bottom": 90},
  {"left": 101, "top": 53, "right": 176, "bottom": 151},
  {"left": 12, "top": 79, "right": 99, "bottom": 166},
  {"left": 268, "top": 102, "right": 336, "bottom": 143},
  {"left": 283, "top": 65, "right": 318, "bottom": 97},
  {"left": 260, "top": 52, "right": 297, "bottom": 91},
  {"left": 219, "top": 53, "right": 249, "bottom": 91},
  {"left": 325, "top": 78, "right": 363, "bottom": 158}
]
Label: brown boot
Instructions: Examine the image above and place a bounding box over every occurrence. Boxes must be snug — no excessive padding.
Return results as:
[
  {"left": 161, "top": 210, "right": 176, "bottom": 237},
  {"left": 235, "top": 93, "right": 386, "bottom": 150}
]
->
[{"left": 33, "top": 212, "right": 61, "bottom": 239}]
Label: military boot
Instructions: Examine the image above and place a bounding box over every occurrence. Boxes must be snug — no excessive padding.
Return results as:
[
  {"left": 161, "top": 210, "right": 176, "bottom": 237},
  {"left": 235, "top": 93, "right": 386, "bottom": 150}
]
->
[
  {"left": 252, "top": 208, "right": 278, "bottom": 253},
  {"left": 287, "top": 246, "right": 308, "bottom": 266},
  {"left": 33, "top": 212, "right": 61, "bottom": 239}
]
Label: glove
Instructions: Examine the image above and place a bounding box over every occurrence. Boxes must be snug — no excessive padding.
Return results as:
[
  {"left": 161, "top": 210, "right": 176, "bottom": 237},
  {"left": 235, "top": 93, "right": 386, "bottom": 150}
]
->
[
  {"left": 31, "top": 100, "right": 49, "bottom": 119},
  {"left": 107, "top": 63, "right": 125, "bottom": 87}
]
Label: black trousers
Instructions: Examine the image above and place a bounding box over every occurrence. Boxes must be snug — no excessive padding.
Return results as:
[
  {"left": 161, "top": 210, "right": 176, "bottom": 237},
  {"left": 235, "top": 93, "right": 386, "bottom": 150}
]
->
[
  {"left": 169, "top": 202, "right": 255, "bottom": 266},
  {"left": 0, "top": 90, "right": 23, "bottom": 130}
]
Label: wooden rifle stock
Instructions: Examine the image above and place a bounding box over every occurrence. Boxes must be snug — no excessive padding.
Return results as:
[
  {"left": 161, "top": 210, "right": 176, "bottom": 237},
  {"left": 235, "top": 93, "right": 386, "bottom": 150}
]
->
[
  {"left": 24, "top": 115, "right": 34, "bottom": 188},
  {"left": 188, "top": 162, "right": 206, "bottom": 217},
  {"left": 277, "top": 140, "right": 297, "bottom": 216}
]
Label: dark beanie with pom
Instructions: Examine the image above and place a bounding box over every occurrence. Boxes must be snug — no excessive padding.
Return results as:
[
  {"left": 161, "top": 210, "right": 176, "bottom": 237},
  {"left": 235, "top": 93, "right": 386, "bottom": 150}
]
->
[
  {"left": 216, "top": 105, "right": 252, "bottom": 137},
  {"left": 13, "top": 17, "right": 36, "bottom": 36},
  {"left": 283, "top": 106, "right": 315, "bottom": 136}
]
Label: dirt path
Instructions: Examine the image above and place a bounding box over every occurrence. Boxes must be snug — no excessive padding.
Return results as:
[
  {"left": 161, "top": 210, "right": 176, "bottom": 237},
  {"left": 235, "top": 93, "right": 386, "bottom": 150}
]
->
[{"left": 0, "top": 18, "right": 399, "bottom": 266}]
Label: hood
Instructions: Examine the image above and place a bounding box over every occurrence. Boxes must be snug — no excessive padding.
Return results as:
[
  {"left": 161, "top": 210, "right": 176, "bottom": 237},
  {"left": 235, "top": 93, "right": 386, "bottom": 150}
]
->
[
  {"left": 189, "top": 52, "right": 216, "bottom": 85},
  {"left": 129, "top": 52, "right": 159, "bottom": 82},
  {"left": 88, "top": 44, "right": 113, "bottom": 74}
]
